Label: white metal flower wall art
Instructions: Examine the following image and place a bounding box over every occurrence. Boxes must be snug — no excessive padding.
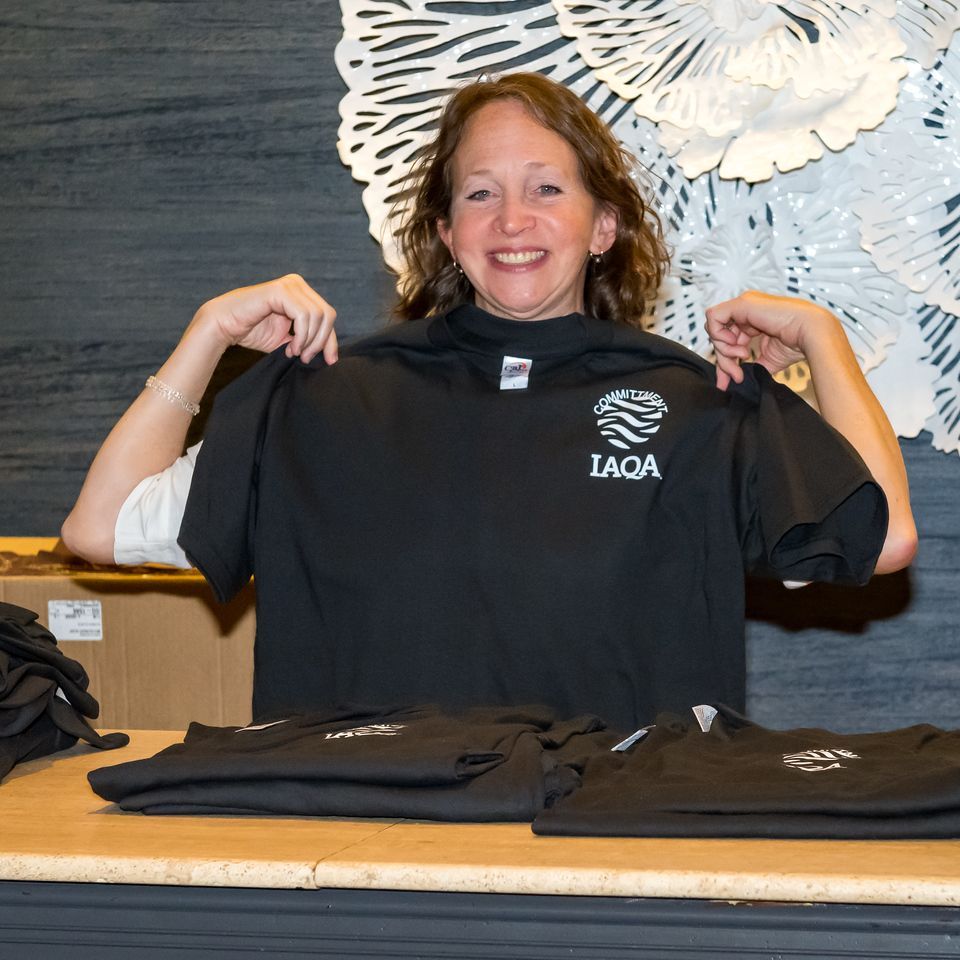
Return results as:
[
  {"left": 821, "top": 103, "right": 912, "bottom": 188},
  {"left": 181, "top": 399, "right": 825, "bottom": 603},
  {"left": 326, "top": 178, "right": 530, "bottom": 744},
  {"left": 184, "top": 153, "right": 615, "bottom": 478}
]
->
[
  {"left": 553, "top": 0, "right": 911, "bottom": 182},
  {"left": 896, "top": 0, "right": 960, "bottom": 68},
  {"left": 851, "top": 54, "right": 960, "bottom": 317},
  {"left": 864, "top": 298, "right": 939, "bottom": 442},
  {"left": 336, "top": 0, "right": 605, "bottom": 270},
  {"left": 847, "top": 49, "right": 960, "bottom": 451},
  {"left": 336, "top": 0, "right": 960, "bottom": 453},
  {"left": 914, "top": 300, "right": 960, "bottom": 453},
  {"left": 645, "top": 151, "right": 905, "bottom": 383}
]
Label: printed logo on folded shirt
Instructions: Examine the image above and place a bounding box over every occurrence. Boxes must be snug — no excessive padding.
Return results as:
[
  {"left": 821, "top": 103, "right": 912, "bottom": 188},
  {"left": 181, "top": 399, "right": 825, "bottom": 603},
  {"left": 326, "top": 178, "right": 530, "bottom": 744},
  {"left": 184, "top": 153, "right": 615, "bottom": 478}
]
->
[
  {"left": 324, "top": 723, "right": 406, "bottom": 740},
  {"left": 590, "top": 389, "right": 666, "bottom": 480},
  {"left": 782, "top": 748, "right": 860, "bottom": 772}
]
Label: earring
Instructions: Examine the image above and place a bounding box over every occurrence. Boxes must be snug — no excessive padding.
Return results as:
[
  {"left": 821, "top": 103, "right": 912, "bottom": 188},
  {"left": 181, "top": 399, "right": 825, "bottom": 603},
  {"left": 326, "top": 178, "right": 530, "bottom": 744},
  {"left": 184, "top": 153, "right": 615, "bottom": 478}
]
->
[
  {"left": 589, "top": 250, "right": 604, "bottom": 265},
  {"left": 453, "top": 258, "right": 464, "bottom": 275}
]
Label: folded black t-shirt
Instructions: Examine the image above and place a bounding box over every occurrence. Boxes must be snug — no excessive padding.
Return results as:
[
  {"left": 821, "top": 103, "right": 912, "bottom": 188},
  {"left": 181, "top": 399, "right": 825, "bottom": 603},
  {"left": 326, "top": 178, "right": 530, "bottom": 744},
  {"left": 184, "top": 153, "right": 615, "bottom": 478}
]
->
[
  {"left": 534, "top": 704, "right": 960, "bottom": 839},
  {"left": 88, "top": 704, "right": 605, "bottom": 821}
]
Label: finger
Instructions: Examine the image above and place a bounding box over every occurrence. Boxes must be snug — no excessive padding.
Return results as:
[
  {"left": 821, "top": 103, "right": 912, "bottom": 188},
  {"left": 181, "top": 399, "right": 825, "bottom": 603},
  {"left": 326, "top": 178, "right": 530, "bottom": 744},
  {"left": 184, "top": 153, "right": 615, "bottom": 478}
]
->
[
  {"left": 322, "top": 328, "right": 340, "bottom": 365},
  {"left": 286, "top": 292, "right": 324, "bottom": 359},
  {"left": 279, "top": 276, "right": 337, "bottom": 361},
  {"left": 706, "top": 322, "right": 738, "bottom": 346},
  {"left": 711, "top": 320, "right": 762, "bottom": 347},
  {"left": 704, "top": 298, "right": 746, "bottom": 329},
  {"left": 706, "top": 292, "right": 764, "bottom": 325},
  {"left": 263, "top": 275, "right": 307, "bottom": 323},
  {"left": 714, "top": 350, "right": 744, "bottom": 388},
  {"left": 705, "top": 301, "right": 765, "bottom": 342},
  {"left": 299, "top": 303, "right": 337, "bottom": 364},
  {"left": 703, "top": 309, "right": 733, "bottom": 336},
  {"left": 730, "top": 342, "right": 753, "bottom": 360},
  {"left": 302, "top": 310, "right": 336, "bottom": 365},
  {"left": 709, "top": 326, "right": 752, "bottom": 362},
  {"left": 290, "top": 306, "right": 315, "bottom": 359}
]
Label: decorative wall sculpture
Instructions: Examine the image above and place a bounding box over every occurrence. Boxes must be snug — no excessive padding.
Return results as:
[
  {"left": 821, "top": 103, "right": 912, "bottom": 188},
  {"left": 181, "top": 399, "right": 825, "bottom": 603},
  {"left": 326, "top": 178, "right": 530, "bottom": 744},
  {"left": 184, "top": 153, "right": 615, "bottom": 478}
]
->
[{"left": 336, "top": 0, "right": 960, "bottom": 454}]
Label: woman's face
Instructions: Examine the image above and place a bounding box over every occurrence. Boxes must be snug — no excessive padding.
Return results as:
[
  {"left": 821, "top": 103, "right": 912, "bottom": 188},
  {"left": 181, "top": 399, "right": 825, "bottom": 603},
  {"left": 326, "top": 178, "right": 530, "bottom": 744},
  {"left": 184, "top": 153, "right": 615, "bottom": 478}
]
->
[{"left": 437, "top": 100, "right": 617, "bottom": 322}]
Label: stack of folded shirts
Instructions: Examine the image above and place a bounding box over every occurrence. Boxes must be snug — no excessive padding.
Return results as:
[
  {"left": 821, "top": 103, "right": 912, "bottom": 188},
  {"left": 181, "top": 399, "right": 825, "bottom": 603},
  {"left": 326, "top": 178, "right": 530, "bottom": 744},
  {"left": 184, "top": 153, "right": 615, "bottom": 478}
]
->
[
  {"left": 0, "top": 602, "right": 128, "bottom": 782},
  {"left": 89, "top": 703, "right": 609, "bottom": 821}
]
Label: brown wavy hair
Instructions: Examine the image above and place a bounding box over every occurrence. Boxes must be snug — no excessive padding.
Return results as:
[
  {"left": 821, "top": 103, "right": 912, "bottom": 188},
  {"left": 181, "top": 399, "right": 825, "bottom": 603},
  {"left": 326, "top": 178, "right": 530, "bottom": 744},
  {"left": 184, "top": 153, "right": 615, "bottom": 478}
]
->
[{"left": 392, "top": 72, "right": 670, "bottom": 324}]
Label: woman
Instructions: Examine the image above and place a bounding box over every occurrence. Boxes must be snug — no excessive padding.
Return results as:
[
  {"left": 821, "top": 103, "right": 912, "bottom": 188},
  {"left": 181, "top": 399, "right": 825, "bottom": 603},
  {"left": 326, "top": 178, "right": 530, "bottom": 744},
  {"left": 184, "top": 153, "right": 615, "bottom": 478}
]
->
[{"left": 62, "top": 73, "right": 916, "bottom": 729}]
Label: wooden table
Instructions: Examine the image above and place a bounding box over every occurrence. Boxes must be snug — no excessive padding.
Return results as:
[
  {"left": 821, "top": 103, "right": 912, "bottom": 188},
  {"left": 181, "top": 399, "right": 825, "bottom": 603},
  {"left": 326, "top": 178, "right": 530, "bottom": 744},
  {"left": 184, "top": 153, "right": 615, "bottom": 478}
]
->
[{"left": 2, "top": 731, "right": 960, "bottom": 958}]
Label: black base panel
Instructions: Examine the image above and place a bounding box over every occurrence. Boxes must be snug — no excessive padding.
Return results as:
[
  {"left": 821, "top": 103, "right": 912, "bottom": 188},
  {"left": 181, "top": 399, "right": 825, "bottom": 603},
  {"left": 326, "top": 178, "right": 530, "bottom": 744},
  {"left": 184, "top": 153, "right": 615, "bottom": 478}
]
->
[{"left": 1, "top": 881, "right": 959, "bottom": 959}]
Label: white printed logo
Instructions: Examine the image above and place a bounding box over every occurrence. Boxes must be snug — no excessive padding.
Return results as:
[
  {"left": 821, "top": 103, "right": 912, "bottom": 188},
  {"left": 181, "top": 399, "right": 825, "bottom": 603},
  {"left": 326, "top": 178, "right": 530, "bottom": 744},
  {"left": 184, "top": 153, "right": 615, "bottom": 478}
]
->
[
  {"left": 589, "top": 452, "right": 662, "bottom": 480},
  {"left": 324, "top": 723, "right": 406, "bottom": 740},
  {"left": 594, "top": 389, "right": 667, "bottom": 450},
  {"left": 782, "top": 748, "right": 860, "bottom": 772},
  {"left": 589, "top": 389, "right": 666, "bottom": 481}
]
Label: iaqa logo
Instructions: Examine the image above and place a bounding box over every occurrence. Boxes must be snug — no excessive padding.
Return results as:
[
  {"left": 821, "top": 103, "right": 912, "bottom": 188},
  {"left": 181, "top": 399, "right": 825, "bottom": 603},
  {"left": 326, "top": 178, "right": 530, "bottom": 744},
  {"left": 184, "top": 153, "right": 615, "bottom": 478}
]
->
[
  {"left": 594, "top": 389, "right": 667, "bottom": 448},
  {"left": 589, "top": 389, "right": 666, "bottom": 480}
]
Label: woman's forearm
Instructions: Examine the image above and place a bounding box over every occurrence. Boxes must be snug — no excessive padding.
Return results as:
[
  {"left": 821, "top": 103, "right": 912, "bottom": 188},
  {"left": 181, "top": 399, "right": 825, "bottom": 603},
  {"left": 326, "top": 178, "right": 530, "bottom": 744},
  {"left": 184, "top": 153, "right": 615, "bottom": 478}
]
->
[
  {"left": 802, "top": 315, "right": 918, "bottom": 574},
  {"left": 60, "top": 312, "right": 230, "bottom": 563},
  {"left": 61, "top": 275, "right": 339, "bottom": 564}
]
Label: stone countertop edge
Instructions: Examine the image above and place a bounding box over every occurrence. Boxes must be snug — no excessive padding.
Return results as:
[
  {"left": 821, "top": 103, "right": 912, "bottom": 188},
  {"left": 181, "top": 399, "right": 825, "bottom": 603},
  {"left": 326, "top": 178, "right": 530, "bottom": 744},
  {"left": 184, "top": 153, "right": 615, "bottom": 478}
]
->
[
  {"left": 0, "top": 853, "right": 319, "bottom": 889},
  {"left": 310, "top": 861, "right": 960, "bottom": 906}
]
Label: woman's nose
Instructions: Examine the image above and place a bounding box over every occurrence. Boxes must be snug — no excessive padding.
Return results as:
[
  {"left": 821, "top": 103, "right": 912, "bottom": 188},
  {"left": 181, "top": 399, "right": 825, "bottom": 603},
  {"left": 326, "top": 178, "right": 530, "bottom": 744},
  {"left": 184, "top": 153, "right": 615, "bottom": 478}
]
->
[{"left": 496, "top": 194, "right": 534, "bottom": 235}]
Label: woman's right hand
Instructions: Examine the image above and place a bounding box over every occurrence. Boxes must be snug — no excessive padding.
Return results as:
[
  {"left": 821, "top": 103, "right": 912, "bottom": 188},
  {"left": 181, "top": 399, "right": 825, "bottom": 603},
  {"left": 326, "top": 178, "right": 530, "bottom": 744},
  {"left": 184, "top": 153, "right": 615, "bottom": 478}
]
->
[
  {"left": 61, "top": 274, "right": 338, "bottom": 564},
  {"left": 191, "top": 274, "right": 339, "bottom": 365}
]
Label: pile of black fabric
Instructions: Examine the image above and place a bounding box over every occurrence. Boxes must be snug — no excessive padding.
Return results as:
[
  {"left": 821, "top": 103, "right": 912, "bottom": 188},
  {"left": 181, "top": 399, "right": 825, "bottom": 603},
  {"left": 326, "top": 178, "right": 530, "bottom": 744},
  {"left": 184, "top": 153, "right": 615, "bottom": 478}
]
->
[
  {"left": 534, "top": 703, "right": 960, "bottom": 839},
  {"left": 0, "top": 602, "right": 128, "bottom": 782},
  {"left": 84, "top": 699, "right": 960, "bottom": 837},
  {"left": 88, "top": 704, "right": 610, "bottom": 820}
]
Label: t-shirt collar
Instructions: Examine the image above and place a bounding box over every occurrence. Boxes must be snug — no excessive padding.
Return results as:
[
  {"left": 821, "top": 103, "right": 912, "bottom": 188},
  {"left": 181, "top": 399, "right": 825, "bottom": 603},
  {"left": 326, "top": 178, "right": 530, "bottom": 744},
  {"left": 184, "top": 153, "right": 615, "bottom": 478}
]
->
[{"left": 430, "top": 302, "right": 603, "bottom": 359}]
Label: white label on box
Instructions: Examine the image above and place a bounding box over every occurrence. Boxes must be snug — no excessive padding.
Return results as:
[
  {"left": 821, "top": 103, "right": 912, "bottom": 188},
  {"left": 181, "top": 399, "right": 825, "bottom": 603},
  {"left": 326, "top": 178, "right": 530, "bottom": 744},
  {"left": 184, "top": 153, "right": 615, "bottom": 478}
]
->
[{"left": 47, "top": 600, "right": 103, "bottom": 640}]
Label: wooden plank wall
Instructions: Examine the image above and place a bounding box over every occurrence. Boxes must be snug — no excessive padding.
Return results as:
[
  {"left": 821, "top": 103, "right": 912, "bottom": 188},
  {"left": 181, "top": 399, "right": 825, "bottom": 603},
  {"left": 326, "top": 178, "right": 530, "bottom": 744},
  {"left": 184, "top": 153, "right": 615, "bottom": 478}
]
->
[{"left": 2, "top": 1, "right": 958, "bottom": 732}]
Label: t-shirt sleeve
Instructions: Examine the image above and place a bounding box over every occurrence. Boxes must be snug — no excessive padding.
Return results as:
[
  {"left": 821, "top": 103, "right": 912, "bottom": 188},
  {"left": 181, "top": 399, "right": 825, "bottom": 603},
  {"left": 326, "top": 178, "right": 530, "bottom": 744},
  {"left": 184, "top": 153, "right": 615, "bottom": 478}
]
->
[
  {"left": 113, "top": 442, "right": 201, "bottom": 568},
  {"left": 732, "top": 364, "right": 888, "bottom": 585},
  {"left": 177, "top": 348, "right": 295, "bottom": 603}
]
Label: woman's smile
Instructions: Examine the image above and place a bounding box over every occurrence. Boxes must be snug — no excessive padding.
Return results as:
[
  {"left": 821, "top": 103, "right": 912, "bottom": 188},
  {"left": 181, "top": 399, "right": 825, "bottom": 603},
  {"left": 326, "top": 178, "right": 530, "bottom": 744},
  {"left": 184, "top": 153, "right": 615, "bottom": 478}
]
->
[{"left": 489, "top": 249, "right": 547, "bottom": 267}]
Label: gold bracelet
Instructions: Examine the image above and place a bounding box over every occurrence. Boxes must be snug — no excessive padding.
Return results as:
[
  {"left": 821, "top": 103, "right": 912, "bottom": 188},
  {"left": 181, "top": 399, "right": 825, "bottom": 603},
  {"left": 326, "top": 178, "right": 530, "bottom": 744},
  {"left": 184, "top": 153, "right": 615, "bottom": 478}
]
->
[{"left": 145, "top": 375, "right": 200, "bottom": 416}]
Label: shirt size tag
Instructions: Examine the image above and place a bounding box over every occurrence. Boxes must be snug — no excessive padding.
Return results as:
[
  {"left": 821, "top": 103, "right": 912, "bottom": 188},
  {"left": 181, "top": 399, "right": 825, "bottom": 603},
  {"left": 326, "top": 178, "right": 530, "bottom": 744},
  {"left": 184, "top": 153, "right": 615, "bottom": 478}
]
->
[
  {"left": 47, "top": 600, "right": 103, "bottom": 640},
  {"left": 692, "top": 704, "right": 718, "bottom": 732},
  {"left": 500, "top": 356, "right": 532, "bottom": 390},
  {"left": 611, "top": 725, "right": 654, "bottom": 752},
  {"left": 237, "top": 718, "right": 292, "bottom": 732}
]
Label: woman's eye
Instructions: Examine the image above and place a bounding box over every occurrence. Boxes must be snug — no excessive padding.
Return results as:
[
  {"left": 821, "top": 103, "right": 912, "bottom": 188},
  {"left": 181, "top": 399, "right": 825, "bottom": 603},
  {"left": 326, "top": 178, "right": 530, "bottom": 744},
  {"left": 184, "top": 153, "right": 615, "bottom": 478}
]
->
[
  {"left": 537, "top": 184, "right": 561, "bottom": 195},
  {"left": 466, "top": 189, "right": 491, "bottom": 201}
]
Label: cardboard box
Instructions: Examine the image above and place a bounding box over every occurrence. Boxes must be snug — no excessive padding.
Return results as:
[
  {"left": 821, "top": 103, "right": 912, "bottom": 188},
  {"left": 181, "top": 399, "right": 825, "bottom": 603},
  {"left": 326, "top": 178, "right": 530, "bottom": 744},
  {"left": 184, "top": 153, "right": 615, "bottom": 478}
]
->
[{"left": 0, "top": 537, "right": 253, "bottom": 729}]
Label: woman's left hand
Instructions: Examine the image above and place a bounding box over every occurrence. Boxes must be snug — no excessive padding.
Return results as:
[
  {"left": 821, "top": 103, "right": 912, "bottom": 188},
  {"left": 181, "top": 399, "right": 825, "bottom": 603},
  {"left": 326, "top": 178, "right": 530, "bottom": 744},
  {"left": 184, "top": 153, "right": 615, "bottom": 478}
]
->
[
  {"left": 705, "top": 288, "right": 917, "bottom": 574},
  {"left": 705, "top": 290, "right": 835, "bottom": 390}
]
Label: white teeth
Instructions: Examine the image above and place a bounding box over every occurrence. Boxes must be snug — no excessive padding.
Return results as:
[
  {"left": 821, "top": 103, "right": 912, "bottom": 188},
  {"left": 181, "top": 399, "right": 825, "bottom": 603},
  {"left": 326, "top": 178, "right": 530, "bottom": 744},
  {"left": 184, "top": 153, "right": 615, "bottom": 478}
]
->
[{"left": 493, "top": 250, "right": 546, "bottom": 264}]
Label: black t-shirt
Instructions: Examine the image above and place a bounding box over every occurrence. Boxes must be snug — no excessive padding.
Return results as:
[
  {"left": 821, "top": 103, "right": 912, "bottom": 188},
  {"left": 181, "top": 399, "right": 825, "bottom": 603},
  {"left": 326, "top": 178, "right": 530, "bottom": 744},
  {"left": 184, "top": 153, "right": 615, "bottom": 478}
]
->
[
  {"left": 87, "top": 704, "right": 604, "bottom": 821},
  {"left": 533, "top": 704, "right": 960, "bottom": 838},
  {"left": 179, "top": 304, "right": 886, "bottom": 728}
]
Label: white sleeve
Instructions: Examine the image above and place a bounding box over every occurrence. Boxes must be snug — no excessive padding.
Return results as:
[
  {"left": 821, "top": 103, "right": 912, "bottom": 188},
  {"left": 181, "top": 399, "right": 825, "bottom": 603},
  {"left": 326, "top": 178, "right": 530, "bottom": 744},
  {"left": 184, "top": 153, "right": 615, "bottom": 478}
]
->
[{"left": 113, "top": 442, "right": 202, "bottom": 568}]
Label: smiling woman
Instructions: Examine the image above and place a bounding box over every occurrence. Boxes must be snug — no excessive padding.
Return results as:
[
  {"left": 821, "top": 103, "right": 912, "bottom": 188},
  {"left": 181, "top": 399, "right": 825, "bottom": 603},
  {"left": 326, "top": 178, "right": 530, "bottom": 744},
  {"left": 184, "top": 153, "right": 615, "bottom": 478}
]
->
[
  {"left": 60, "top": 71, "right": 915, "bottom": 728},
  {"left": 395, "top": 72, "right": 668, "bottom": 326}
]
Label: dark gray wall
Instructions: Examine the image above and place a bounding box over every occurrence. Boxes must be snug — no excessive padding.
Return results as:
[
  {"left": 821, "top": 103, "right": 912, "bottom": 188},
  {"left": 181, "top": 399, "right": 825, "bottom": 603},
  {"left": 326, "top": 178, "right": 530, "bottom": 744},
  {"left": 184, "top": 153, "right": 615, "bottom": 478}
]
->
[
  {"left": 1, "top": 0, "right": 395, "bottom": 529},
  {"left": 2, "top": 1, "right": 958, "bottom": 731}
]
